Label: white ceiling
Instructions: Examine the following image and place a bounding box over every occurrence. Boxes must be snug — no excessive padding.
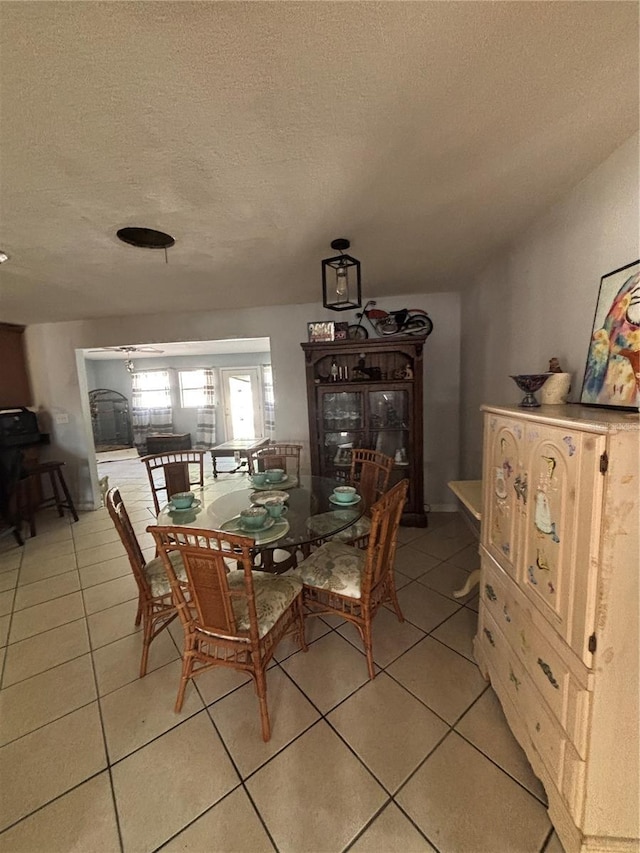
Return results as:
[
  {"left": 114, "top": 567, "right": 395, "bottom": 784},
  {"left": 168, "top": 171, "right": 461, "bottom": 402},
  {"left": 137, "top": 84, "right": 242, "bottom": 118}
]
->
[
  {"left": 1, "top": 1, "right": 638, "bottom": 325},
  {"left": 83, "top": 338, "right": 271, "bottom": 360}
]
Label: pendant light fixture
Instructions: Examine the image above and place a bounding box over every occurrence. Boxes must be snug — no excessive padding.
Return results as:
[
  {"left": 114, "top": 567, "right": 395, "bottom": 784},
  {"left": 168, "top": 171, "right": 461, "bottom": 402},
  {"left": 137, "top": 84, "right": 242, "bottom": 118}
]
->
[{"left": 321, "top": 238, "right": 361, "bottom": 311}]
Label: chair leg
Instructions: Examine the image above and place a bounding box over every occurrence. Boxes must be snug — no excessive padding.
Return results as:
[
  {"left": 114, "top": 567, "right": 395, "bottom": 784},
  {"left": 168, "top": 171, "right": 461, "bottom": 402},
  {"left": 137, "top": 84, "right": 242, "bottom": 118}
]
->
[
  {"left": 135, "top": 594, "right": 143, "bottom": 626},
  {"left": 387, "top": 576, "right": 405, "bottom": 623},
  {"left": 56, "top": 468, "right": 79, "bottom": 522},
  {"left": 175, "top": 648, "right": 193, "bottom": 712},
  {"left": 255, "top": 667, "right": 271, "bottom": 742},
  {"left": 49, "top": 470, "right": 64, "bottom": 517},
  {"left": 296, "top": 597, "right": 308, "bottom": 652},
  {"left": 139, "top": 610, "right": 154, "bottom": 677},
  {"left": 363, "top": 618, "right": 376, "bottom": 680}
]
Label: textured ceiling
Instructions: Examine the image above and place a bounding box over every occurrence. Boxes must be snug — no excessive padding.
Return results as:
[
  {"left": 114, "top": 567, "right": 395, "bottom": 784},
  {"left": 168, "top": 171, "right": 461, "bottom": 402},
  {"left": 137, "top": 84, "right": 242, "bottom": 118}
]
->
[{"left": 0, "top": 1, "right": 638, "bottom": 325}]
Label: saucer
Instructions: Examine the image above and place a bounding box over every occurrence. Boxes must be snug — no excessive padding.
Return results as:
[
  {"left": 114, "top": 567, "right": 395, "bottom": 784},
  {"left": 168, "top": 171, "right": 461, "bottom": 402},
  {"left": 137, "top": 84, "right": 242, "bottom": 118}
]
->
[
  {"left": 329, "top": 494, "right": 361, "bottom": 507},
  {"left": 221, "top": 516, "right": 289, "bottom": 545},
  {"left": 252, "top": 474, "right": 290, "bottom": 489},
  {"left": 168, "top": 498, "right": 202, "bottom": 512},
  {"left": 225, "top": 515, "right": 275, "bottom": 534},
  {"left": 250, "top": 490, "right": 290, "bottom": 505}
]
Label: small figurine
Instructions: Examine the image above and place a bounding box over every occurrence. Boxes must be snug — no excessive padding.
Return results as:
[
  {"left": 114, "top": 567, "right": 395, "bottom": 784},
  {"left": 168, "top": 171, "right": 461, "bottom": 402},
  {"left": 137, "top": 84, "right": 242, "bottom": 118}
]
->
[
  {"left": 330, "top": 360, "right": 339, "bottom": 382},
  {"left": 548, "top": 358, "right": 563, "bottom": 373},
  {"left": 404, "top": 364, "right": 414, "bottom": 379}
]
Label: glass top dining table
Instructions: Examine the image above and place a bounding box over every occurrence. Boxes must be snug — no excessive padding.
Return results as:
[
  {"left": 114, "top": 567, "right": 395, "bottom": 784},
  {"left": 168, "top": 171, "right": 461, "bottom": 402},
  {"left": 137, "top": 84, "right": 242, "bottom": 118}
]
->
[{"left": 155, "top": 475, "right": 367, "bottom": 573}]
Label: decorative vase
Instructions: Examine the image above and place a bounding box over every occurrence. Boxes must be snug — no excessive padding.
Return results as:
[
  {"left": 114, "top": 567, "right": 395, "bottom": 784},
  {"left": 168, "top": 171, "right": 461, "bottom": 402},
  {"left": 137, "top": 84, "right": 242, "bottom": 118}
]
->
[
  {"left": 510, "top": 374, "right": 551, "bottom": 408},
  {"left": 540, "top": 373, "right": 572, "bottom": 405}
]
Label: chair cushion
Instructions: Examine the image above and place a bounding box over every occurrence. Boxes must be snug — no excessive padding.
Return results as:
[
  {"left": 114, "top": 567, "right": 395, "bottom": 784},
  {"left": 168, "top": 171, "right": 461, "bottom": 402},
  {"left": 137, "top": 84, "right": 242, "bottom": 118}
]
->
[
  {"left": 144, "top": 551, "right": 186, "bottom": 598},
  {"left": 331, "top": 516, "right": 371, "bottom": 543},
  {"left": 227, "top": 571, "right": 303, "bottom": 638},
  {"left": 294, "top": 541, "right": 366, "bottom": 599}
]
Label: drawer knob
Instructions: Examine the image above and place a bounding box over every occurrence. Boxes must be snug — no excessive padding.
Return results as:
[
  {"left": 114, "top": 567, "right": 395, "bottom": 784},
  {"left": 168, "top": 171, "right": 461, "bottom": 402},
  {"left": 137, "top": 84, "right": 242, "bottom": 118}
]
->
[
  {"left": 537, "top": 658, "right": 560, "bottom": 689},
  {"left": 485, "top": 584, "right": 497, "bottom": 602},
  {"left": 483, "top": 627, "right": 495, "bottom": 646}
]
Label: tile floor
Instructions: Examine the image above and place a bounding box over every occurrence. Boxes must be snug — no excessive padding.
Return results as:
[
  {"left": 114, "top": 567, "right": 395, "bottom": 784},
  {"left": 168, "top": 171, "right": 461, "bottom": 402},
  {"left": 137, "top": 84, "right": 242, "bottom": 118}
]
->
[{"left": 0, "top": 458, "right": 565, "bottom": 853}]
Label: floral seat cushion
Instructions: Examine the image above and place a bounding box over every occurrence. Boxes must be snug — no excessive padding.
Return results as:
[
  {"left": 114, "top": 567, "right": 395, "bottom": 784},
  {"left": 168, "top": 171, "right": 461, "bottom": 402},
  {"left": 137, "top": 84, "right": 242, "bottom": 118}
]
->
[
  {"left": 144, "top": 551, "right": 186, "bottom": 598},
  {"left": 227, "top": 571, "right": 303, "bottom": 637},
  {"left": 294, "top": 541, "right": 366, "bottom": 599}
]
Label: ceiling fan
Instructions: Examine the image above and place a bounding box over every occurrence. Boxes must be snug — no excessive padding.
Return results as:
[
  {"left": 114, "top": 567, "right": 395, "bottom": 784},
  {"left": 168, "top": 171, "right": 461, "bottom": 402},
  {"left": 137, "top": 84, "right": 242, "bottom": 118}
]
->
[{"left": 87, "top": 345, "right": 164, "bottom": 354}]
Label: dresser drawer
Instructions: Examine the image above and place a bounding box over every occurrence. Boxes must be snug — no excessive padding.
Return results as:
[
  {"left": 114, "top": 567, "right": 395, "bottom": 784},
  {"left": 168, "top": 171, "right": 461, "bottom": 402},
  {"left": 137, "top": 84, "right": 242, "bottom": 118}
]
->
[
  {"left": 481, "top": 555, "right": 591, "bottom": 758},
  {"left": 478, "top": 609, "right": 586, "bottom": 823}
]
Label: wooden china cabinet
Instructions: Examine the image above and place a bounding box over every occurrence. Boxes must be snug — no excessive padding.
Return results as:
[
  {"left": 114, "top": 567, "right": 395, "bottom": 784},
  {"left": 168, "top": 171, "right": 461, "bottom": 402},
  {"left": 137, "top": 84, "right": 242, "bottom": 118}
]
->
[{"left": 301, "top": 336, "right": 427, "bottom": 526}]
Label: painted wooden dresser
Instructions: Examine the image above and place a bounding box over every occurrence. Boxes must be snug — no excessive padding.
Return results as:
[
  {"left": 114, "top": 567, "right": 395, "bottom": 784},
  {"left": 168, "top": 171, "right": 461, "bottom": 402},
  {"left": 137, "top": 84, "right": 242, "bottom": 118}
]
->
[{"left": 474, "top": 405, "right": 639, "bottom": 853}]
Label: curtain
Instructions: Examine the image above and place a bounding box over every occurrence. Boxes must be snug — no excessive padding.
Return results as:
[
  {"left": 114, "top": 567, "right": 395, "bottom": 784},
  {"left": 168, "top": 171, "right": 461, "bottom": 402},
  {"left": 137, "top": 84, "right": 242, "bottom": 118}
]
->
[
  {"left": 131, "top": 370, "right": 173, "bottom": 453},
  {"left": 195, "top": 369, "right": 216, "bottom": 449},
  {"left": 262, "top": 364, "right": 275, "bottom": 439}
]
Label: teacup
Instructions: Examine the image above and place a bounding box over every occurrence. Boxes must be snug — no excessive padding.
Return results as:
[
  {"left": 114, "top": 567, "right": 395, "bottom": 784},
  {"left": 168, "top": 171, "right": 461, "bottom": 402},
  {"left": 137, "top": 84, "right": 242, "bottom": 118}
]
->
[
  {"left": 251, "top": 471, "right": 268, "bottom": 486},
  {"left": 265, "top": 468, "right": 285, "bottom": 483},
  {"left": 170, "top": 491, "right": 195, "bottom": 509},
  {"left": 265, "top": 498, "right": 287, "bottom": 518},
  {"left": 239, "top": 506, "right": 268, "bottom": 530},
  {"left": 333, "top": 485, "right": 357, "bottom": 503}
]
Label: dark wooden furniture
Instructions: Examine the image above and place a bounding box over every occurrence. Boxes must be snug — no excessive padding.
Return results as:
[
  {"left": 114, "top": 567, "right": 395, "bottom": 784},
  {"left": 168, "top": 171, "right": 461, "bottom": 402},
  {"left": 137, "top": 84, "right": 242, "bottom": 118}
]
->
[
  {"left": 0, "top": 323, "right": 32, "bottom": 408},
  {"left": 209, "top": 437, "right": 269, "bottom": 477},
  {"left": 20, "top": 460, "right": 79, "bottom": 537},
  {"left": 142, "top": 450, "right": 206, "bottom": 515},
  {"left": 145, "top": 433, "right": 192, "bottom": 455},
  {"left": 301, "top": 336, "right": 427, "bottom": 526}
]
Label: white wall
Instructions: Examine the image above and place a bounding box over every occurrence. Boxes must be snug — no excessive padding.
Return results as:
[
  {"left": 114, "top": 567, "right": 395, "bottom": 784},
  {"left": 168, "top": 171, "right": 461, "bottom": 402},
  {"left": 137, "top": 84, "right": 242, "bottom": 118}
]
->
[
  {"left": 460, "top": 133, "right": 640, "bottom": 477},
  {"left": 25, "top": 291, "right": 460, "bottom": 511}
]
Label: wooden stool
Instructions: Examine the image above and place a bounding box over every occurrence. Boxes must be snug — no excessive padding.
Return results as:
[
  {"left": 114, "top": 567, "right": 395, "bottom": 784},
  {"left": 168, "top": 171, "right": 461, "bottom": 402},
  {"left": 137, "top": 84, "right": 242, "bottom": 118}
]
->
[{"left": 21, "top": 460, "right": 79, "bottom": 537}]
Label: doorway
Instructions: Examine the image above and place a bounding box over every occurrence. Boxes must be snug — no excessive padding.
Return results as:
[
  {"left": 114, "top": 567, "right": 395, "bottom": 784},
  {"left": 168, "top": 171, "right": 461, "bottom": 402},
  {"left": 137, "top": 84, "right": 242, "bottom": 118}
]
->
[{"left": 220, "top": 367, "right": 265, "bottom": 440}]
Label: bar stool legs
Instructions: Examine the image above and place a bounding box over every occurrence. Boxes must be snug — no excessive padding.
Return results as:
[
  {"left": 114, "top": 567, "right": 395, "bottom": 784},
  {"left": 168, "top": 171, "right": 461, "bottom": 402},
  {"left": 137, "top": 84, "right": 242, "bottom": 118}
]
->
[{"left": 22, "top": 461, "right": 79, "bottom": 537}]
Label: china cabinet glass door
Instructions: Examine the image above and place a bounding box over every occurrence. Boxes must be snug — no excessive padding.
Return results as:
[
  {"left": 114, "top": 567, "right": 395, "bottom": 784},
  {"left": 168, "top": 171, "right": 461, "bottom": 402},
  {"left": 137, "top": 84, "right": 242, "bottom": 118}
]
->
[
  {"left": 319, "top": 390, "right": 364, "bottom": 472},
  {"left": 368, "top": 390, "right": 410, "bottom": 467}
]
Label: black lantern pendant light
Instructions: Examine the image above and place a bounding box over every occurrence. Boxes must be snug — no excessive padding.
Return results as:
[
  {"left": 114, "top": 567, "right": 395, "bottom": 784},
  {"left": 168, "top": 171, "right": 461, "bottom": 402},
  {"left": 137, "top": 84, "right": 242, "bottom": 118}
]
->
[{"left": 321, "top": 238, "right": 361, "bottom": 311}]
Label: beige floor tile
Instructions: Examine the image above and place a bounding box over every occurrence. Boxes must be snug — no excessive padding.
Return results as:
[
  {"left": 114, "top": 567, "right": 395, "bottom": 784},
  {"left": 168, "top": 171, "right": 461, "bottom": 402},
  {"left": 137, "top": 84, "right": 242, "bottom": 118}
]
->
[
  {"left": 0, "top": 590, "right": 14, "bottom": 617},
  {"left": 212, "top": 666, "right": 320, "bottom": 777},
  {"left": 18, "top": 552, "right": 77, "bottom": 586},
  {"left": 2, "top": 618, "right": 90, "bottom": 686},
  {"left": 0, "top": 550, "right": 23, "bottom": 573},
  {"left": 0, "top": 570, "right": 18, "bottom": 593},
  {"left": 87, "top": 598, "right": 140, "bottom": 649},
  {"left": 76, "top": 540, "right": 126, "bottom": 569},
  {"left": 397, "top": 731, "right": 551, "bottom": 852},
  {"left": 545, "top": 831, "right": 567, "bottom": 852},
  {"left": 0, "top": 702, "right": 106, "bottom": 832},
  {"left": 0, "top": 772, "right": 120, "bottom": 853},
  {"left": 337, "top": 606, "right": 425, "bottom": 668},
  {"left": 8, "top": 592, "right": 84, "bottom": 643},
  {"left": 194, "top": 665, "right": 251, "bottom": 706},
  {"left": 456, "top": 688, "right": 547, "bottom": 801},
  {"left": 112, "top": 711, "right": 239, "bottom": 853},
  {"left": 466, "top": 593, "right": 480, "bottom": 612},
  {"left": 162, "top": 785, "right": 274, "bottom": 853},
  {"left": 397, "top": 525, "right": 432, "bottom": 544},
  {"left": 328, "top": 673, "right": 448, "bottom": 792},
  {"left": 79, "top": 554, "right": 131, "bottom": 589},
  {"left": 247, "top": 721, "right": 387, "bottom": 853},
  {"left": 431, "top": 606, "right": 478, "bottom": 661},
  {"left": 93, "top": 627, "right": 179, "bottom": 696},
  {"left": 72, "top": 524, "right": 121, "bottom": 552},
  {"left": 394, "top": 582, "right": 460, "bottom": 633},
  {"left": 281, "top": 632, "right": 371, "bottom": 713},
  {"left": 22, "top": 536, "right": 75, "bottom": 562},
  {"left": 425, "top": 512, "right": 455, "bottom": 529},
  {"left": 0, "top": 654, "right": 96, "bottom": 745},
  {"left": 447, "top": 541, "right": 481, "bottom": 571},
  {"left": 350, "top": 802, "right": 436, "bottom": 852},
  {"left": 319, "top": 613, "right": 346, "bottom": 628},
  {"left": 409, "top": 527, "right": 475, "bottom": 561},
  {"left": 273, "top": 611, "right": 330, "bottom": 661},
  {"left": 394, "top": 545, "right": 440, "bottom": 579},
  {"left": 387, "top": 636, "right": 487, "bottom": 724},
  {"left": 417, "top": 560, "right": 476, "bottom": 603},
  {"left": 101, "top": 659, "right": 204, "bottom": 762},
  {"left": 0, "top": 615, "right": 9, "bottom": 648},
  {"left": 83, "top": 573, "right": 138, "bottom": 615},
  {"left": 13, "top": 570, "right": 80, "bottom": 612},
  {"left": 394, "top": 570, "right": 413, "bottom": 590}
]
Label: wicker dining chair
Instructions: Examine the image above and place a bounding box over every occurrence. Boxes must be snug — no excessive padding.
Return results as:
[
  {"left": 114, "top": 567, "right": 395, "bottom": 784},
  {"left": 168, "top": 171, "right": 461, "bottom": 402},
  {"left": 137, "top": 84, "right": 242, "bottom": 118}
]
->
[
  {"left": 294, "top": 478, "right": 408, "bottom": 679},
  {"left": 249, "top": 443, "right": 302, "bottom": 481},
  {"left": 148, "top": 524, "right": 307, "bottom": 741},
  {"left": 106, "top": 488, "right": 186, "bottom": 677},
  {"left": 141, "top": 450, "right": 206, "bottom": 515},
  {"left": 331, "top": 449, "right": 395, "bottom": 548}
]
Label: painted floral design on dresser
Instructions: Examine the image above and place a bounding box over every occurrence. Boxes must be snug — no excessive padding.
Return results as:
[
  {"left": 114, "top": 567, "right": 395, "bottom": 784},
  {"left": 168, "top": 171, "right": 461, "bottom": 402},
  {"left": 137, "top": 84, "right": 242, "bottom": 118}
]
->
[{"left": 563, "top": 435, "right": 576, "bottom": 456}]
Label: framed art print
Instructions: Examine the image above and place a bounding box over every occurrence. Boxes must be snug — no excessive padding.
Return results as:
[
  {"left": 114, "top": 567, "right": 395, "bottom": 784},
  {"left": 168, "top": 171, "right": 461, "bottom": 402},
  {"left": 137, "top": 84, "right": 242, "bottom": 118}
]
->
[{"left": 580, "top": 259, "right": 640, "bottom": 410}]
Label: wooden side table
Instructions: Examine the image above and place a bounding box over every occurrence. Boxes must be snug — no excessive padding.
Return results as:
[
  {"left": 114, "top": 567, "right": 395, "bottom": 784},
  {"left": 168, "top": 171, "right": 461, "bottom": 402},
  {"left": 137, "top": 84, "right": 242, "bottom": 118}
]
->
[
  {"left": 146, "top": 433, "right": 192, "bottom": 455},
  {"left": 447, "top": 479, "right": 482, "bottom": 598},
  {"left": 210, "top": 438, "right": 269, "bottom": 478}
]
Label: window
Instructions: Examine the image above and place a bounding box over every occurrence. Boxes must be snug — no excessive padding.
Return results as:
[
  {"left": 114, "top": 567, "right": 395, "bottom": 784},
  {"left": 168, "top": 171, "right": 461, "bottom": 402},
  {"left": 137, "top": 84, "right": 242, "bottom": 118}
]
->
[
  {"left": 131, "top": 370, "right": 171, "bottom": 409},
  {"left": 179, "top": 369, "right": 208, "bottom": 408}
]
